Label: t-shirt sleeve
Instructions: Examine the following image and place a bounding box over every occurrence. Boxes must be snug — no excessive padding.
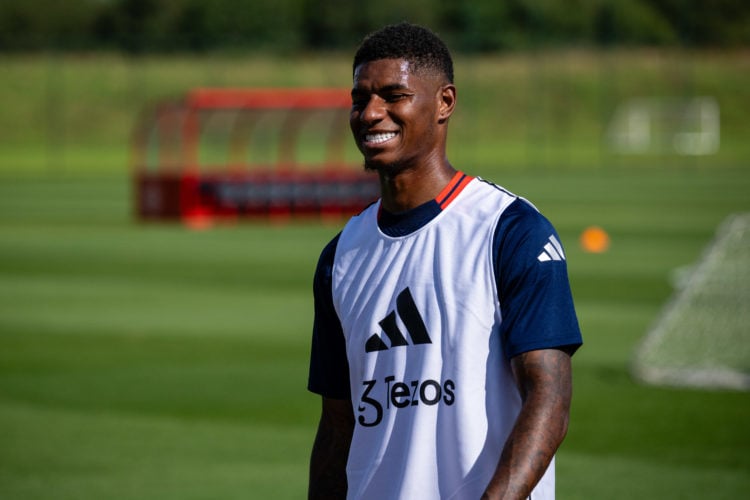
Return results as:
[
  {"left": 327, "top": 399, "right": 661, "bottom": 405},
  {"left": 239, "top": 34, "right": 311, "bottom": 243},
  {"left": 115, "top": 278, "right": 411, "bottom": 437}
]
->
[
  {"left": 493, "top": 199, "right": 583, "bottom": 359},
  {"left": 307, "top": 233, "right": 352, "bottom": 399}
]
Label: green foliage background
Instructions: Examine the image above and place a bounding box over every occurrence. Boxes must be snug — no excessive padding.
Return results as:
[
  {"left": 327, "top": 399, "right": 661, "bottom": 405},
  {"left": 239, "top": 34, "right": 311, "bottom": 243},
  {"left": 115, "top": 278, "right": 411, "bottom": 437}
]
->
[{"left": 2, "top": 0, "right": 750, "bottom": 52}]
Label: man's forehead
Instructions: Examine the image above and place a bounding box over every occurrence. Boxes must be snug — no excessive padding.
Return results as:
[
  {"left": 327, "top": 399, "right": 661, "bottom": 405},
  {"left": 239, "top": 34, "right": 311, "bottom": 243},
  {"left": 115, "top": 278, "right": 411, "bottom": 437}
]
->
[
  {"left": 352, "top": 58, "right": 444, "bottom": 90},
  {"left": 353, "top": 58, "right": 411, "bottom": 82}
]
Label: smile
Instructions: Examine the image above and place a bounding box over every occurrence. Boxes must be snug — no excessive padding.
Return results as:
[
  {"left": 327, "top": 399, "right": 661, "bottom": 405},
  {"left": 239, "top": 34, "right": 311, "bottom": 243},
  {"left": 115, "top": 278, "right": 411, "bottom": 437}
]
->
[{"left": 364, "top": 132, "right": 397, "bottom": 145}]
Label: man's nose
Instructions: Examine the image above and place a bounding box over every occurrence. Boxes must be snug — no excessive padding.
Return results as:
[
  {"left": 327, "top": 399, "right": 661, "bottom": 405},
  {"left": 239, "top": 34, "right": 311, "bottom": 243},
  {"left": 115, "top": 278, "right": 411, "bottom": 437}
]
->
[{"left": 359, "top": 96, "right": 386, "bottom": 124}]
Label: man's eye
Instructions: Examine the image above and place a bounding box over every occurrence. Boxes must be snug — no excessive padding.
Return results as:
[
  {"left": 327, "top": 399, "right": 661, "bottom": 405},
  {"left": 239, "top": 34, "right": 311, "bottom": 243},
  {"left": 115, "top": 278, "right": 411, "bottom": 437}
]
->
[
  {"left": 385, "top": 94, "right": 407, "bottom": 102},
  {"left": 351, "top": 96, "right": 368, "bottom": 107}
]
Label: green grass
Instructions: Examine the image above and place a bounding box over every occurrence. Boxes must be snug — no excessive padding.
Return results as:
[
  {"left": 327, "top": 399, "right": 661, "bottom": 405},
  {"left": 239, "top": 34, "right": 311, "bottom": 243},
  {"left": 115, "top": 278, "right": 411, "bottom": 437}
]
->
[
  {"left": 1, "top": 166, "right": 749, "bottom": 499},
  {"left": 0, "top": 176, "right": 328, "bottom": 498},
  {"left": 1, "top": 50, "right": 749, "bottom": 498}
]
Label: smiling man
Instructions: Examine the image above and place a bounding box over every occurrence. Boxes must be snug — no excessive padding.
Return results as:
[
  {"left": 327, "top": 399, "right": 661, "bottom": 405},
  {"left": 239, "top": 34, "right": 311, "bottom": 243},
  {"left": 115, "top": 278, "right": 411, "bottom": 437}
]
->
[{"left": 308, "top": 23, "right": 582, "bottom": 500}]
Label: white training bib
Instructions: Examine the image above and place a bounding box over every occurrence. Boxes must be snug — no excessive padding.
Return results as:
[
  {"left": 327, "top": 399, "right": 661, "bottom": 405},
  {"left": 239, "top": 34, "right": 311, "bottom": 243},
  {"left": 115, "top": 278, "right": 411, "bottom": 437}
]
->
[{"left": 332, "top": 177, "right": 555, "bottom": 499}]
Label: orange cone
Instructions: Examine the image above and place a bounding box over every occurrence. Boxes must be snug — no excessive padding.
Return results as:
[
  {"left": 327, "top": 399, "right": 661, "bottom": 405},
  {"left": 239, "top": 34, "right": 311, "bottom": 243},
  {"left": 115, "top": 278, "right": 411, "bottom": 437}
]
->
[{"left": 580, "top": 226, "right": 610, "bottom": 253}]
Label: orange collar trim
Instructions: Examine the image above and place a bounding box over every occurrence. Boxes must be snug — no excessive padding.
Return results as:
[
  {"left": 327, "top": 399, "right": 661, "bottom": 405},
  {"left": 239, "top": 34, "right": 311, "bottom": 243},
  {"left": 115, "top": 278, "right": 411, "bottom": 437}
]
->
[{"left": 435, "top": 171, "right": 474, "bottom": 209}]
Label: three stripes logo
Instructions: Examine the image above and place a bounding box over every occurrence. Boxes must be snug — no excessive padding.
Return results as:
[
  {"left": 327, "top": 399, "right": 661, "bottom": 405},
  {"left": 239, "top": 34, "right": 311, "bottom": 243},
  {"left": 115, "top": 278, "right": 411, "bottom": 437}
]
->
[
  {"left": 537, "top": 234, "right": 566, "bottom": 262},
  {"left": 365, "top": 287, "right": 432, "bottom": 353}
]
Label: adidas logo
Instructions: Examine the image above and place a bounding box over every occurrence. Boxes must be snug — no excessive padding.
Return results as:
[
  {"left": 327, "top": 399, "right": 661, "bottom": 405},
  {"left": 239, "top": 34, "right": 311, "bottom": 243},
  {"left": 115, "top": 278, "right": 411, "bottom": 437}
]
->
[
  {"left": 537, "top": 235, "right": 566, "bottom": 262},
  {"left": 365, "top": 287, "right": 432, "bottom": 353}
]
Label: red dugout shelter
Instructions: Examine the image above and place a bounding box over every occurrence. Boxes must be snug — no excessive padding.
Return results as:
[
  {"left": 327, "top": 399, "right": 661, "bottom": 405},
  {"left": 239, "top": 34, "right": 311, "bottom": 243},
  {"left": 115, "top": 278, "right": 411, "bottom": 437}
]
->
[{"left": 132, "top": 88, "right": 378, "bottom": 223}]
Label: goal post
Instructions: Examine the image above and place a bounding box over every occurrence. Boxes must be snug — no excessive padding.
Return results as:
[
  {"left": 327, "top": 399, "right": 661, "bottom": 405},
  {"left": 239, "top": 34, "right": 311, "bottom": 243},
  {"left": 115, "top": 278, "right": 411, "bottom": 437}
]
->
[
  {"left": 606, "top": 96, "right": 720, "bottom": 156},
  {"left": 631, "top": 213, "right": 750, "bottom": 391}
]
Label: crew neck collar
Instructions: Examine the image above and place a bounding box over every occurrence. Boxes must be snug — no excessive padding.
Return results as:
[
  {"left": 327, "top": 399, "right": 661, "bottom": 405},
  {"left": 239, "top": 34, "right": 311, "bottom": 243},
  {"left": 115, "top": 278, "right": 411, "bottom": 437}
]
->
[{"left": 377, "top": 171, "right": 473, "bottom": 236}]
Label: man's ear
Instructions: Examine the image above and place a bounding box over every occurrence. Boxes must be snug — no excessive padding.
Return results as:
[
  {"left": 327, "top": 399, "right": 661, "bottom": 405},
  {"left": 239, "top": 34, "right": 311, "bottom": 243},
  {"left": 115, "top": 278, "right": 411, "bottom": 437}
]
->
[{"left": 438, "top": 84, "right": 457, "bottom": 123}]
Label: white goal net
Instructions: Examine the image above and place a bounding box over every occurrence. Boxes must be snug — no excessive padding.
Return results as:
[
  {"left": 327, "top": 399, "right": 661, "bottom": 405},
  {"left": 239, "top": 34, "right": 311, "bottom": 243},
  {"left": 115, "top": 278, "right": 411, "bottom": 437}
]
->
[
  {"left": 632, "top": 213, "right": 750, "bottom": 391},
  {"left": 607, "top": 96, "right": 720, "bottom": 156}
]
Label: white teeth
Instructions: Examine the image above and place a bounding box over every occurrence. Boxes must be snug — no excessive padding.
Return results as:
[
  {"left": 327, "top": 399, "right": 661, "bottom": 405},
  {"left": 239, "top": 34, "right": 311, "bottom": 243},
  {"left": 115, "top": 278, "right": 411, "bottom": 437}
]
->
[{"left": 365, "top": 132, "right": 396, "bottom": 144}]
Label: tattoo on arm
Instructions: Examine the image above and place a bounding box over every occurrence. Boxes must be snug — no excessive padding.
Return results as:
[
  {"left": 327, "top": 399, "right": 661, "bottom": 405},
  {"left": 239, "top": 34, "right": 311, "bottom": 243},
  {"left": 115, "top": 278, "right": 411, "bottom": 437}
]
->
[{"left": 482, "top": 348, "right": 573, "bottom": 500}]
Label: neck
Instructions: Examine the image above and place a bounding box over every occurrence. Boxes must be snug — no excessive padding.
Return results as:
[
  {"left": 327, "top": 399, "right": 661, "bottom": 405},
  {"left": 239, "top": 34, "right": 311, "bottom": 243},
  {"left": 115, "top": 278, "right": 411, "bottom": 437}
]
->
[{"left": 378, "top": 159, "right": 456, "bottom": 213}]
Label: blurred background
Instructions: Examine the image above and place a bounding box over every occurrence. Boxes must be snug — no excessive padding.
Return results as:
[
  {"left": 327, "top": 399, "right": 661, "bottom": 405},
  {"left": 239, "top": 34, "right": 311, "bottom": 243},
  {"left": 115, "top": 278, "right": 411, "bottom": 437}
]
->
[
  {"left": 1, "top": 1, "right": 748, "bottom": 499},
  {"left": 2, "top": 0, "right": 749, "bottom": 173}
]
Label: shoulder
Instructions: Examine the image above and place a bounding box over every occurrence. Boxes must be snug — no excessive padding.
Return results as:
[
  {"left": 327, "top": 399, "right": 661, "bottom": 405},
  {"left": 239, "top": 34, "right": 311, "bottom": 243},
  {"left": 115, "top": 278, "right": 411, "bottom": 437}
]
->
[
  {"left": 497, "top": 196, "right": 551, "bottom": 232},
  {"left": 314, "top": 232, "right": 342, "bottom": 287},
  {"left": 494, "top": 197, "right": 561, "bottom": 258},
  {"left": 491, "top": 198, "right": 582, "bottom": 357},
  {"left": 320, "top": 232, "right": 341, "bottom": 263},
  {"left": 491, "top": 196, "right": 570, "bottom": 297},
  {"left": 460, "top": 177, "right": 556, "bottom": 242},
  {"left": 337, "top": 200, "right": 380, "bottom": 246},
  {"left": 465, "top": 176, "right": 519, "bottom": 208}
]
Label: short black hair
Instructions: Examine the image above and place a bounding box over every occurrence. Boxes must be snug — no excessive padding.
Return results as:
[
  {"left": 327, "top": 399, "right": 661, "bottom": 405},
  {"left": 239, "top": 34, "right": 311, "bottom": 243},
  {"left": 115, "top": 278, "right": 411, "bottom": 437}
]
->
[{"left": 353, "top": 22, "right": 454, "bottom": 83}]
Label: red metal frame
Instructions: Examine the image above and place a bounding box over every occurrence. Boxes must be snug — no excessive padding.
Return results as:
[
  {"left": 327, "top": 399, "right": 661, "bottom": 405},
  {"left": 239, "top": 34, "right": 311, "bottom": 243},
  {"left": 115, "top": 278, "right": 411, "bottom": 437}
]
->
[{"left": 132, "top": 88, "right": 377, "bottom": 224}]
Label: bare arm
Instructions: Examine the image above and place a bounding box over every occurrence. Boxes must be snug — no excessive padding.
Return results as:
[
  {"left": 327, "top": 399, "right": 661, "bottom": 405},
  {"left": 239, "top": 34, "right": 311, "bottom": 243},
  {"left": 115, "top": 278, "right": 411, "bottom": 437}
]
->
[
  {"left": 309, "top": 397, "right": 355, "bottom": 500},
  {"left": 482, "top": 348, "right": 573, "bottom": 500}
]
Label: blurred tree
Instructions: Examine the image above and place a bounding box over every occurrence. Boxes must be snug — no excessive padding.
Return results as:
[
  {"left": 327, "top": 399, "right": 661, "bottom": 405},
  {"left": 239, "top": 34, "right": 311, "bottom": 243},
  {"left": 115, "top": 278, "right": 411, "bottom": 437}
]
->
[
  {"left": 92, "top": 0, "right": 158, "bottom": 53},
  {"left": 173, "top": 0, "right": 211, "bottom": 51},
  {"left": 598, "top": 0, "right": 677, "bottom": 46},
  {"left": 301, "top": 0, "right": 364, "bottom": 48},
  {"left": 0, "top": 0, "right": 96, "bottom": 50},
  {"left": 204, "top": 0, "right": 305, "bottom": 51},
  {"left": 0, "top": 0, "right": 748, "bottom": 53},
  {"left": 648, "top": 0, "right": 750, "bottom": 46}
]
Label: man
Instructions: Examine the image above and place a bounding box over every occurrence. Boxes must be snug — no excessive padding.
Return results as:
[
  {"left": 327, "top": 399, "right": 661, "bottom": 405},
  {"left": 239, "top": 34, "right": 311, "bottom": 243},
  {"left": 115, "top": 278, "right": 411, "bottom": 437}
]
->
[{"left": 308, "top": 22, "right": 582, "bottom": 499}]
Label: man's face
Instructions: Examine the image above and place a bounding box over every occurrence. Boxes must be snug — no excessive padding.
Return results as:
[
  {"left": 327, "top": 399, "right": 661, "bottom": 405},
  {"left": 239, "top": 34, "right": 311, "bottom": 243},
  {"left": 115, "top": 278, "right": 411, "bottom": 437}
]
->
[{"left": 350, "top": 58, "right": 447, "bottom": 173}]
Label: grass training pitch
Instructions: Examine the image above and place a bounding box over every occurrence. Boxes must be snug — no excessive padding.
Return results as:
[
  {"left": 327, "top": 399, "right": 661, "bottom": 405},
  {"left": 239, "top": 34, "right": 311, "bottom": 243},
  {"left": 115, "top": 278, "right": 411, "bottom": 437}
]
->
[
  {"left": 1, "top": 167, "right": 748, "bottom": 499},
  {"left": 1, "top": 50, "right": 749, "bottom": 499}
]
